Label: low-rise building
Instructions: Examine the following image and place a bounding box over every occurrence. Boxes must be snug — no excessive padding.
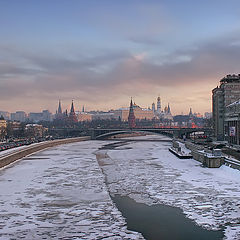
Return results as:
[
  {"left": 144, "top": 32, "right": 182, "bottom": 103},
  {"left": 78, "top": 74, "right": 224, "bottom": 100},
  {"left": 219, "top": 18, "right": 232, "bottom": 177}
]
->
[
  {"left": 0, "top": 119, "right": 7, "bottom": 129},
  {"left": 25, "top": 124, "right": 47, "bottom": 138},
  {"left": 0, "top": 119, "right": 7, "bottom": 140}
]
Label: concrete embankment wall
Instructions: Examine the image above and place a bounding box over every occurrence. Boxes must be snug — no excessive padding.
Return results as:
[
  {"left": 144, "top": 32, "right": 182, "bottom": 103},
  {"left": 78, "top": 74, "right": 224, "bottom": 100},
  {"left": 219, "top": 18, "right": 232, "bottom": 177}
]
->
[
  {"left": 185, "top": 142, "right": 204, "bottom": 152},
  {"left": 185, "top": 141, "right": 226, "bottom": 168},
  {"left": 191, "top": 150, "right": 223, "bottom": 168},
  {"left": 0, "top": 136, "right": 91, "bottom": 169},
  {"left": 191, "top": 150, "right": 205, "bottom": 163}
]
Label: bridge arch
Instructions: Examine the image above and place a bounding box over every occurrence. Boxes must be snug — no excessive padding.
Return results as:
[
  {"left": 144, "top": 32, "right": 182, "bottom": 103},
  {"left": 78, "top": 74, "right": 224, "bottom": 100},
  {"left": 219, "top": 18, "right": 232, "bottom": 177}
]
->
[{"left": 94, "top": 129, "right": 173, "bottom": 140}]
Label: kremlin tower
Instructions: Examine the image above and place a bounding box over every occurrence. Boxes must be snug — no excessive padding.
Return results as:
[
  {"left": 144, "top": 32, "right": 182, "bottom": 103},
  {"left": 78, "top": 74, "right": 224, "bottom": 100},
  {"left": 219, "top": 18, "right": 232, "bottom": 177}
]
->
[
  {"left": 128, "top": 98, "right": 136, "bottom": 128},
  {"left": 55, "top": 100, "right": 64, "bottom": 120},
  {"left": 68, "top": 100, "right": 78, "bottom": 123}
]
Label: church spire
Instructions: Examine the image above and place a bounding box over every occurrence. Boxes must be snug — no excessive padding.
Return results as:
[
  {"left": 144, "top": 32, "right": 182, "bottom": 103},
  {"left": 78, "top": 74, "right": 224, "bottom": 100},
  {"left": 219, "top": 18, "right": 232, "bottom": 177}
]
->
[
  {"left": 70, "top": 100, "right": 75, "bottom": 113},
  {"left": 167, "top": 103, "right": 171, "bottom": 114},
  {"left": 189, "top": 107, "right": 193, "bottom": 117},
  {"left": 57, "top": 100, "right": 62, "bottom": 114}
]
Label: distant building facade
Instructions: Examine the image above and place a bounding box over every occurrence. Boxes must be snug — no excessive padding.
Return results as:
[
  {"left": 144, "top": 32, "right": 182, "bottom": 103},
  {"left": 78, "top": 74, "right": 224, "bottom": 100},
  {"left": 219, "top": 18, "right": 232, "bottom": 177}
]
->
[
  {"left": 29, "top": 110, "right": 52, "bottom": 122},
  {"left": 204, "top": 112, "right": 212, "bottom": 119},
  {"left": 0, "top": 111, "right": 10, "bottom": 120},
  {"left": 76, "top": 112, "right": 92, "bottom": 122},
  {"left": 91, "top": 112, "right": 116, "bottom": 121}
]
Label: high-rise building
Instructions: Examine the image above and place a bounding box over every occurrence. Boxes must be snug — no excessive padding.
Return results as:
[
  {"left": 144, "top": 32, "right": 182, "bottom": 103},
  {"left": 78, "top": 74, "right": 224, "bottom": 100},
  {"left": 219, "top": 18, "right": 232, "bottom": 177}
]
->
[
  {"left": 128, "top": 98, "right": 136, "bottom": 128},
  {"left": 212, "top": 74, "right": 240, "bottom": 140}
]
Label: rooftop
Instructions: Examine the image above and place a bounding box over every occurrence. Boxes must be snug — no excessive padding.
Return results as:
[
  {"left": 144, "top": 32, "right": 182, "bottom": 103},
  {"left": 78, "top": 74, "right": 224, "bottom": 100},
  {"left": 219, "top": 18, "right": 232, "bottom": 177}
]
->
[{"left": 220, "top": 74, "right": 240, "bottom": 83}]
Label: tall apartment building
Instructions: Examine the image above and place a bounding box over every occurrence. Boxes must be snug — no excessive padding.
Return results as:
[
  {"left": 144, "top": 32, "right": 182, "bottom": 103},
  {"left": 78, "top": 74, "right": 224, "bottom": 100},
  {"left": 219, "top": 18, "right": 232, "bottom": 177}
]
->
[
  {"left": 212, "top": 74, "right": 240, "bottom": 140},
  {"left": 11, "top": 111, "right": 27, "bottom": 122}
]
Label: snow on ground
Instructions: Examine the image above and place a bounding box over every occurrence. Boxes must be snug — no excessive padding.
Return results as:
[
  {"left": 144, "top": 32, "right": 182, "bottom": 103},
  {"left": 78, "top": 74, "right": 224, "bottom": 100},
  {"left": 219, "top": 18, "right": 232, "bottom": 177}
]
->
[
  {"left": 0, "top": 142, "right": 49, "bottom": 158},
  {"left": 0, "top": 144, "right": 35, "bottom": 157},
  {"left": 0, "top": 141, "right": 143, "bottom": 240},
  {"left": 177, "top": 141, "right": 192, "bottom": 154},
  {"left": 97, "top": 137, "right": 240, "bottom": 240}
]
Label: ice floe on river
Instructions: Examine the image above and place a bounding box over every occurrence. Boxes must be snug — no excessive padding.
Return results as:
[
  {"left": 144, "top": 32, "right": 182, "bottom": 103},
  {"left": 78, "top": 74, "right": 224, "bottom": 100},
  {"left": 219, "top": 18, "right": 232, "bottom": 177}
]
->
[
  {"left": 0, "top": 141, "right": 143, "bottom": 239},
  {"left": 98, "top": 135, "right": 240, "bottom": 240}
]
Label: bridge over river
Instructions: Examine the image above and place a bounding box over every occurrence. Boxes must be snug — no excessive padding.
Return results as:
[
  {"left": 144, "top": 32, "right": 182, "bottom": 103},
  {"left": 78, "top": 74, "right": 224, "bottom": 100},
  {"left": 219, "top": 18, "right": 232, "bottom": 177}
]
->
[{"left": 50, "top": 127, "right": 213, "bottom": 140}]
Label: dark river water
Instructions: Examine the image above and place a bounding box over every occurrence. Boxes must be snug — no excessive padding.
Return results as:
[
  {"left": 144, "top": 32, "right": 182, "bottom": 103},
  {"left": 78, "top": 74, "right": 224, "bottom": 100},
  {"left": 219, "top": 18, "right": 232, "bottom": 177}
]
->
[{"left": 112, "top": 195, "right": 224, "bottom": 240}]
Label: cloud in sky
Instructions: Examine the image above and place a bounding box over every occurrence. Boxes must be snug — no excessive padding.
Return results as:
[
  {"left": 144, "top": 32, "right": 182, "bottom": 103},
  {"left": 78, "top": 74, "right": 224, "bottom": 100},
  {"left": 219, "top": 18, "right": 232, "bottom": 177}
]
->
[{"left": 0, "top": 0, "right": 240, "bottom": 114}]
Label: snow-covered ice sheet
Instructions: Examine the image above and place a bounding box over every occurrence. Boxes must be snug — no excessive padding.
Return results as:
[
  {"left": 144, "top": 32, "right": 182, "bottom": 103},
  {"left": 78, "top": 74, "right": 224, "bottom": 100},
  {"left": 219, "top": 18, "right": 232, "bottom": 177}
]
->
[
  {"left": 0, "top": 141, "right": 143, "bottom": 240},
  {"left": 98, "top": 138, "right": 240, "bottom": 240}
]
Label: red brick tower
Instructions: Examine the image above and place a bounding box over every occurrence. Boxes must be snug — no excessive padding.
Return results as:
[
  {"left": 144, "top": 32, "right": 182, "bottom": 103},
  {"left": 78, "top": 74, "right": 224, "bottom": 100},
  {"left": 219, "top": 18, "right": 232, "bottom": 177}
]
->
[
  {"left": 128, "top": 98, "right": 136, "bottom": 128},
  {"left": 69, "top": 100, "right": 78, "bottom": 123}
]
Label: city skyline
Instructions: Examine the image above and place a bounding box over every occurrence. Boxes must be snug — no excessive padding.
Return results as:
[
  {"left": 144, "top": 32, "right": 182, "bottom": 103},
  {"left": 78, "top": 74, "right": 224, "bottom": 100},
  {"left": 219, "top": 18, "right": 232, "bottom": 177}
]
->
[
  {"left": 1, "top": 1, "right": 240, "bottom": 114},
  {"left": 0, "top": 97, "right": 206, "bottom": 116}
]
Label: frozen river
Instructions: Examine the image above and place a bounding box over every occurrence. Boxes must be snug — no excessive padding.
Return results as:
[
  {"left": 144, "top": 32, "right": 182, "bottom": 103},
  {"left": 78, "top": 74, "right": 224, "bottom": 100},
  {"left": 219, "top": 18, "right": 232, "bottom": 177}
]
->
[{"left": 0, "top": 135, "right": 240, "bottom": 239}]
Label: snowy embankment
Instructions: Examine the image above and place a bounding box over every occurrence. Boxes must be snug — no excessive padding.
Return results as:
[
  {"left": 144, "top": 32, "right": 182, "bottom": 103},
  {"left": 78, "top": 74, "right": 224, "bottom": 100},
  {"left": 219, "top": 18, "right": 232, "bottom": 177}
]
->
[
  {"left": 0, "top": 141, "right": 143, "bottom": 240},
  {"left": 97, "top": 135, "right": 240, "bottom": 240}
]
